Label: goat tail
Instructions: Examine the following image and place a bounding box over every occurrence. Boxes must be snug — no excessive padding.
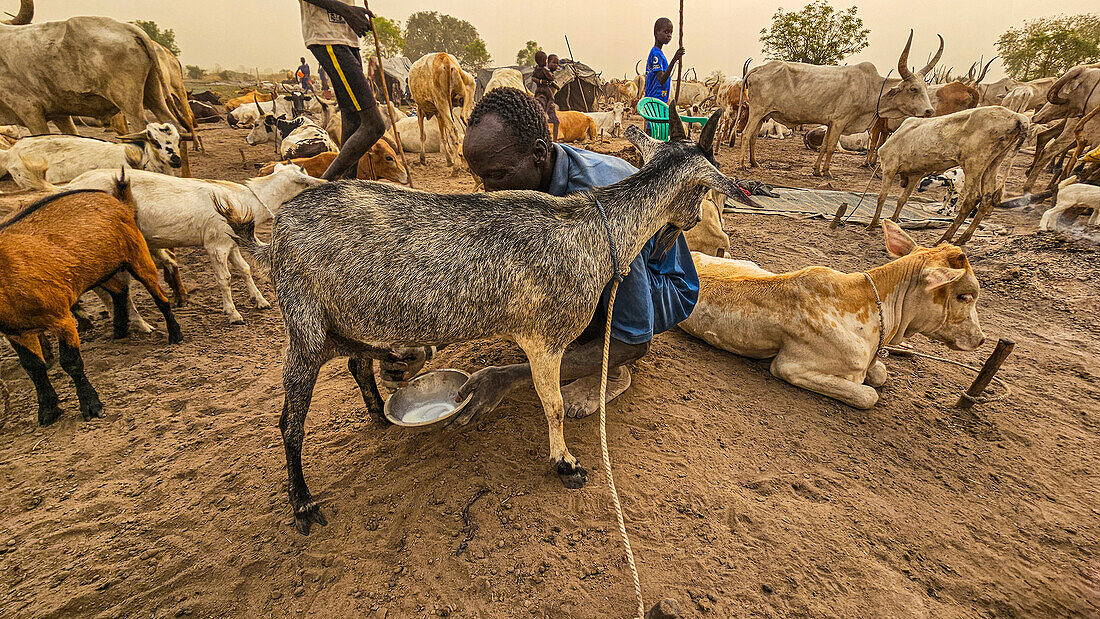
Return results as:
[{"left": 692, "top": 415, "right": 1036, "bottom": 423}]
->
[
  {"left": 113, "top": 166, "right": 134, "bottom": 207},
  {"left": 212, "top": 193, "right": 270, "bottom": 269},
  {"left": 11, "top": 154, "right": 61, "bottom": 192}
]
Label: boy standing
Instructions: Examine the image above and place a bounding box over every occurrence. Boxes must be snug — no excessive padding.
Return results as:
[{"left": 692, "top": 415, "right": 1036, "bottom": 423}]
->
[
  {"left": 532, "top": 51, "right": 560, "bottom": 141},
  {"left": 644, "top": 17, "right": 685, "bottom": 103}
]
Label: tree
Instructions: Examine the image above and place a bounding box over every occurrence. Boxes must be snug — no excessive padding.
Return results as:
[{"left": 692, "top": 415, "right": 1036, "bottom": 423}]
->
[
  {"left": 185, "top": 65, "right": 205, "bottom": 80},
  {"left": 131, "top": 20, "right": 180, "bottom": 56},
  {"left": 996, "top": 14, "right": 1100, "bottom": 80},
  {"left": 516, "top": 41, "right": 540, "bottom": 66},
  {"left": 369, "top": 16, "right": 405, "bottom": 58},
  {"left": 402, "top": 11, "right": 491, "bottom": 69},
  {"left": 759, "top": 1, "right": 869, "bottom": 65}
]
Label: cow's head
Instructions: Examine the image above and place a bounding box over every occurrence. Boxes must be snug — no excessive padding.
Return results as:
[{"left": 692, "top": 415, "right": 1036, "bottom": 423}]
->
[
  {"left": 1034, "top": 66, "right": 1099, "bottom": 124},
  {"left": 881, "top": 220, "right": 985, "bottom": 351},
  {"left": 281, "top": 90, "right": 314, "bottom": 118},
  {"left": 120, "top": 123, "right": 182, "bottom": 169},
  {"left": 367, "top": 135, "right": 409, "bottom": 184},
  {"left": 881, "top": 31, "right": 942, "bottom": 120},
  {"left": 246, "top": 114, "right": 280, "bottom": 146},
  {"left": 611, "top": 102, "right": 625, "bottom": 136}
]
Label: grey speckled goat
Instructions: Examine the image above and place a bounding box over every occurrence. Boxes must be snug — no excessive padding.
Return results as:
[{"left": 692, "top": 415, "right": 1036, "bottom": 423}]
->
[{"left": 218, "top": 108, "right": 757, "bottom": 535}]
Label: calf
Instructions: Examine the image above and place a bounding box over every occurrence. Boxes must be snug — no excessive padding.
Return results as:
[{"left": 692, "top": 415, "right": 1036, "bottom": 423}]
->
[
  {"left": 680, "top": 221, "right": 984, "bottom": 409},
  {"left": 65, "top": 164, "right": 323, "bottom": 324},
  {"left": 0, "top": 171, "right": 183, "bottom": 426},
  {"left": 247, "top": 114, "right": 338, "bottom": 160},
  {"left": 918, "top": 168, "right": 965, "bottom": 215},
  {"left": 758, "top": 119, "right": 793, "bottom": 139},
  {"left": 584, "top": 102, "right": 625, "bottom": 140},
  {"left": 0, "top": 124, "right": 182, "bottom": 191}
]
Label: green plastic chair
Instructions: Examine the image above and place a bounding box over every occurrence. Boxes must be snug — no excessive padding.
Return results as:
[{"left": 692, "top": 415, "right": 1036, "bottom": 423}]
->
[{"left": 636, "top": 97, "right": 709, "bottom": 141}]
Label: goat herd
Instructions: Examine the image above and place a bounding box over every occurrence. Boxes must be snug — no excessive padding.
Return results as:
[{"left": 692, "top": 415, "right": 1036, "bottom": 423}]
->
[{"left": 0, "top": 2, "right": 1097, "bottom": 550}]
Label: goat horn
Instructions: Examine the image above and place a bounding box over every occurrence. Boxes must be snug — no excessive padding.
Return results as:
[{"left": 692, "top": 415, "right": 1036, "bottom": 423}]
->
[
  {"left": 2, "top": 0, "right": 32, "bottom": 24},
  {"left": 897, "top": 30, "right": 915, "bottom": 80},
  {"left": 1047, "top": 67, "right": 1078, "bottom": 106},
  {"left": 697, "top": 109, "right": 722, "bottom": 155},
  {"left": 918, "top": 34, "right": 944, "bottom": 76},
  {"left": 975, "top": 56, "right": 997, "bottom": 84},
  {"left": 668, "top": 102, "right": 687, "bottom": 142}
]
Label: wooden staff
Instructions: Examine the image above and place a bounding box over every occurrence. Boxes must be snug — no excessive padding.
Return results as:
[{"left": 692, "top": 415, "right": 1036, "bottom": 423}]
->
[
  {"left": 673, "top": 0, "right": 684, "bottom": 105},
  {"left": 956, "top": 339, "right": 1015, "bottom": 409},
  {"left": 364, "top": 2, "right": 413, "bottom": 188}
]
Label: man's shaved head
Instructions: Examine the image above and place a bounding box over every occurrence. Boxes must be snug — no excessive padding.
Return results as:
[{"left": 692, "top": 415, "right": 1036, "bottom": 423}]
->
[{"left": 654, "top": 17, "right": 673, "bottom": 35}]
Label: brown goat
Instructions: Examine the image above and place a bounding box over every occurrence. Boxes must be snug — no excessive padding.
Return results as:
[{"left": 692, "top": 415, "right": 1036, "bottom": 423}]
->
[{"left": 0, "top": 172, "right": 183, "bottom": 426}]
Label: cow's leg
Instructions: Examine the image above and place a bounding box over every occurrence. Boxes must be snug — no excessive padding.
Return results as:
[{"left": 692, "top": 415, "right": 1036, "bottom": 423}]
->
[
  {"left": 771, "top": 354, "right": 879, "bottom": 409},
  {"left": 415, "top": 111, "right": 427, "bottom": 165},
  {"left": 812, "top": 124, "right": 833, "bottom": 176},
  {"left": 890, "top": 175, "right": 920, "bottom": 222},
  {"left": 8, "top": 334, "right": 63, "bottom": 426},
  {"left": 819, "top": 125, "right": 843, "bottom": 178},
  {"left": 739, "top": 112, "right": 765, "bottom": 168},
  {"left": 436, "top": 114, "right": 454, "bottom": 167},
  {"left": 937, "top": 178, "right": 982, "bottom": 244},
  {"left": 18, "top": 111, "right": 50, "bottom": 136},
  {"left": 348, "top": 356, "right": 386, "bottom": 422},
  {"left": 54, "top": 117, "right": 79, "bottom": 136},
  {"left": 956, "top": 156, "right": 1008, "bottom": 245},
  {"left": 205, "top": 244, "right": 244, "bottom": 324},
  {"left": 863, "top": 122, "right": 882, "bottom": 168},
  {"left": 865, "top": 360, "right": 887, "bottom": 388},
  {"left": 517, "top": 340, "right": 587, "bottom": 489},
  {"left": 229, "top": 245, "right": 271, "bottom": 309},
  {"left": 868, "top": 167, "right": 898, "bottom": 229}
]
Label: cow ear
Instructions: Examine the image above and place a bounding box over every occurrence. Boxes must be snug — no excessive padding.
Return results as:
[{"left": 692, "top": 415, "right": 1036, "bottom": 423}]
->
[
  {"left": 923, "top": 266, "right": 966, "bottom": 291},
  {"left": 882, "top": 220, "right": 918, "bottom": 257}
]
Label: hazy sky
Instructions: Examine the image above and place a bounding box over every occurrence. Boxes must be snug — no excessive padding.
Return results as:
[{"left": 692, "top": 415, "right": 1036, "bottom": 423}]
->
[{"left": 22, "top": 1, "right": 1098, "bottom": 80}]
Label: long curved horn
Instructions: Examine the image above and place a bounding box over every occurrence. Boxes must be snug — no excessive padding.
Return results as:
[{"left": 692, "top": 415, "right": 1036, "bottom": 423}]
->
[
  {"left": 742, "top": 58, "right": 751, "bottom": 80},
  {"left": 897, "top": 30, "right": 915, "bottom": 80},
  {"left": 635, "top": 59, "right": 642, "bottom": 77},
  {"left": 3, "top": 0, "right": 32, "bottom": 24},
  {"left": 965, "top": 62, "right": 977, "bottom": 83},
  {"left": 697, "top": 109, "right": 723, "bottom": 155},
  {"left": 918, "top": 34, "right": 944, "bottom": 75},
  {"left": 1047, "top": 67, "right": 1079, "bottom": 105},
  {"left": 668, "top": 103, "right": 687, "bottom": 141},
  {"left": 975, "top": 56, "right": 997, "bottom": 84}
]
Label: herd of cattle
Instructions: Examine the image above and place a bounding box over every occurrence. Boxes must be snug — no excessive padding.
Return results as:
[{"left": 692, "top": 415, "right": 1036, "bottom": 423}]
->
[{"left": 0, "top": 0, "right": 1099, "bottom": 533}]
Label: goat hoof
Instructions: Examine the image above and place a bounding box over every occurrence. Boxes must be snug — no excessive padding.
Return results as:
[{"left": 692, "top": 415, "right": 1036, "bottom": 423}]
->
[
  {"left": 556, "top": 460, "right": 588, "bottom": 489},
  {"left": 168, "top": 329, "right": 184, "bottom": 345},
  {"left": 80, "top": 400, "right": 103, "bottom": 421},
  {"left": 293, "top": 501, "right": 327, "bottom": 535},
  {"left": 38, "top": 405, "right": 64, "bottom": 426},
  {"left": 112, "top": 327, "right": 129, "bottom": 340}
]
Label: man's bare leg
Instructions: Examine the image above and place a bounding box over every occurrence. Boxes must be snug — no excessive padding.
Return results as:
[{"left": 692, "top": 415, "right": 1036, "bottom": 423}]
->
[{"left": 322, "top": 105, "right": 385, "bottom": 181}]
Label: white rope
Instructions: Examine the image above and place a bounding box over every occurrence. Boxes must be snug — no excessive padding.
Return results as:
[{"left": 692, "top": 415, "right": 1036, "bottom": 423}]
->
[
  {"left": 600, "top": 280, "right": 644, "bottom": 619},
  {"left": 885, "top": 346, "right": 1012, "bottom": 403}
]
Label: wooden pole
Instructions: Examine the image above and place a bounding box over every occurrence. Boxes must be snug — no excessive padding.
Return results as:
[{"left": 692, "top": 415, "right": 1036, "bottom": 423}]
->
[
  {"left": 564, "top": 35, "right": 592, "bottom": 112},
  {"left": 365, "top": 2, "right": 414, "bottom": 188},
  {"left": 673, "top": 0, "right": 684, "bottom": 105},
  {"left": 956, "top": 338, "right": 1015, "bottom": 409}
]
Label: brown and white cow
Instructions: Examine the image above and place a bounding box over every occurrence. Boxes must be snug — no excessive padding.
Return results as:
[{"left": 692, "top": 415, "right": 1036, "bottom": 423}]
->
[
  {"left": 680, "top": 221, "right": 985, "bottom": 409},
  {"left": 408, "top": 52, "right": 475, "bottom": 168}
]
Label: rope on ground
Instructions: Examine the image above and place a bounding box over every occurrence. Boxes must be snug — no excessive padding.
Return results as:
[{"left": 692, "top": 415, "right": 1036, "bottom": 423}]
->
[
  {"left": 600, "top": 280, "right": 644, "bottom": 619},
  {"left": 885, "top": 346, "right": 1011, "bottom": 403},
  {"left": 844, "top": 163, "right": 881, "bottom": 223}
]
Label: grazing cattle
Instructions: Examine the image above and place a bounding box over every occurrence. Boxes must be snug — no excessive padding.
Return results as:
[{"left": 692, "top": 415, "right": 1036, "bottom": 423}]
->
[
  {"left": 0, "top": 1, "right": 191, "bottom": 144},
  {"left": 189, "top": 100, "right": 222, "bottom": 123},
  {"left": 741, "top": 31, "right": 942, "bottom": 176},
  {"left": 257, "top": 140, "right": 408, "bottom": 184},
  {"left": 672, "top": 80, "right": 712, "bottom": 106},
  {"left": 0, "top": 123, "right": 182, "bottom": 190},
  {"left": 1023, "top": 65, "right": 1100, "bottom": 192},
  {"left": 682, "top": 222, "right": 984, "bottom": 409},
  {"left": 682, "top": 189, "right": 730, "bottom": 257},
  {"left": 864, "top": 80, "right": 980, "bottom": 166},
  {"left": 189, "top": 90, "right": 222, "bottom": 105},
  {"left": 707, "top": 69, "right": 750, "bottom": 151},
  {"left": 1040, "top": 177, "right": 1100, "bottom": 231},
  {"left": 870, "top": 106, "right": 1029, "bottom": 244},
  {"left": 0, "top": 171, "right": 183, "bottom": 426},
  {"left": 225, "top": 89, "right": 274, "bottom": 112},
  {"left": 408, "top": 52, "right": 475, "bottom": 167},
  {"left": 246, "top": 112, "right": 337, "bottom": 160},
  {"left": 554, "top": 110, "right": 597, "bottom": 143},
  {"left": 607, "top": 78, "right": 639, "bottom": 105},
  {"left": 66, "top": 164, "right": 323, "bottom": 325},
  {"left": 484, "top": 68, "right": 529, "bottom": 96},
  {"left": 1001, "top": 86, "right": 1033, "bottom": 113},
  {"left": 584, "top": 102, "right": 625, "bottom": 140}
]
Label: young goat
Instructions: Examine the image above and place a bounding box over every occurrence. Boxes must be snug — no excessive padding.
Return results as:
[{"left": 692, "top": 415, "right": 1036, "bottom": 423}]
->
[
  {"left": 0, "top": 171, "right": 183, "bottom": 426},
  {"left": 218, "top": 108, "right": 756, "bottom": 534},
  {"left": 0, "top": 124, "right": 182, "bottom": 192},
  {"left": 66, "top": 164, "right": 323, "bottom": 324}
]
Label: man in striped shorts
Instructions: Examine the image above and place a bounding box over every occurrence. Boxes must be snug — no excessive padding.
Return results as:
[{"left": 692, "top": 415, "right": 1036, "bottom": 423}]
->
[{"left": 299, "top": 0, "right": 386, "bottom": 181}]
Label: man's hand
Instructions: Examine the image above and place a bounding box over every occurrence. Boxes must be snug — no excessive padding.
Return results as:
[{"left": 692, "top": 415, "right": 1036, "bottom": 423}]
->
[
  {"left": 451, "top": 366, "right": 518, "bottom": 426},
  {"left": 339, "top": 4, "right": 374, "bottom": 37}
]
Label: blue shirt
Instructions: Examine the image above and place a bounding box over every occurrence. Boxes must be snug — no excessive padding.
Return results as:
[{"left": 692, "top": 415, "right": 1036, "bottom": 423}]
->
[
  {"left": 548, "top": 143, "right": 699, "bottom": 345},
  {"left": 644, "top": 46, "right": 670, "bottom": 102}
]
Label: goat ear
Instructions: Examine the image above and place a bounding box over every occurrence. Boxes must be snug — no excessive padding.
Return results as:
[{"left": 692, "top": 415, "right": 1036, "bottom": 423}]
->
[
  {"left": 703, "top": 170, "right": 759, "bottom": 208},
  {"left": 882, "top": 219, "right": 919, "bottom": 257},
  {"left": 697, "top": 109, "right": 723, "bottom": 156},
  {"left": 668, "top": 103, "right": 687, "bottom": 142},
  {"left": 118, "top": 132, "right": 148, "bottom": 143},
  {"left": 624, "top": 125, "right": 661, "bottom": 164}
]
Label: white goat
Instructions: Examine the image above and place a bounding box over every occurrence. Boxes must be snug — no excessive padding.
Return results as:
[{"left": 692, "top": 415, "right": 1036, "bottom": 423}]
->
[
  {"left": 0, "top": 124, "right": 182, "bottom": 191},
  {"left": 66, "top": 164, "right": 324, "bottom": 324},
  {"left": 584, "top": 102, "right": 625, "bottom": 140}
]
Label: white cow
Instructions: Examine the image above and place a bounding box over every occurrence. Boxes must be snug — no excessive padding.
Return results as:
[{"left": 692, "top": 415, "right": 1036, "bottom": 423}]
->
[{"left": 1040, "top": 177, "right": 1100, "bottom": 231}]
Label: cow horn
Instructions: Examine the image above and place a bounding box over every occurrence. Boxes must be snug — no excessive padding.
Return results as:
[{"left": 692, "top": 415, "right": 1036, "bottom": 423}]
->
[
  {"left": 635, "top": 59, "right": 642, "bottom": 77},
  {"left": 918, "top": 34, "right": 944, "bottom": 76},
  {"left": 975, "top": 56, "right": 997, "bottom": 84},
  {"left": 742, "top": 58, "right": 751, "bottom": 80},
  {"left": 697, "top": 109, "right": 722, "bottom": 156},
  {"left": 897, "top": 30, "right": 915, "bottom": 80},
  {"left": 3, "top": 0, "right": 32, "bottom": 24},
  {"left": 965, "top": 61, "right": 978, "bottom": 83},
  {"left": 668, "top": 103, "right": 687, "bottom": 142},
  {"left": 1047, "top": 67, "right": 1079, "bottom": 105}
]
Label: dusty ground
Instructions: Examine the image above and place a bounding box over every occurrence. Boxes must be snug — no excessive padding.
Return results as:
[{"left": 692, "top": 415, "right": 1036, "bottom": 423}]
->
[{"left": 0, "top": 115, "right": 1097, "bottom": 619}]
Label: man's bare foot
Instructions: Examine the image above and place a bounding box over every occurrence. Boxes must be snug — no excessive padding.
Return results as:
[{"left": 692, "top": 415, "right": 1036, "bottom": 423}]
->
[{"left": 563, "top": 366, "right": 632, "bottom": 419}]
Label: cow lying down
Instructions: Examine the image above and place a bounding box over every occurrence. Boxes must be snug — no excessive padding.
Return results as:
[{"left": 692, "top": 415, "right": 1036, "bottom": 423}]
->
[{"left": 680, "top": 221, "right": 985, "bottom": 408}]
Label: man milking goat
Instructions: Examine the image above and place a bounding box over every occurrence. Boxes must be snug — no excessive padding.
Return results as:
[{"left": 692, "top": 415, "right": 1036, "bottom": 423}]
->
[
  {"left": 382, "top": 87, "right": 700, "bottom": 420},
  {"left": 296, "top": 0, "right": 386, "bottom": 181}
]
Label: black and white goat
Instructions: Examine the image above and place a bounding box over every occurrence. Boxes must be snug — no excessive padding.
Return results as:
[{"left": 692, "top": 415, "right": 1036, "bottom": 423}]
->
[{"left": 246, "top": 112, "right": 337, "bottom": 160}]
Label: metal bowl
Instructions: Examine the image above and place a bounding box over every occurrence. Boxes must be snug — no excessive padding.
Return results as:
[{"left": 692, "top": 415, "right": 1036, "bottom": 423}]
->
[{"left": 384, "top": 369, "right": 472, "bottom": 427}]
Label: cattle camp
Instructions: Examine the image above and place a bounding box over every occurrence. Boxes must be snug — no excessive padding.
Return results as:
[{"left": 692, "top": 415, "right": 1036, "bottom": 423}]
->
[{"left": 1, "top": 0, "right": 1099, "bottom": 616}]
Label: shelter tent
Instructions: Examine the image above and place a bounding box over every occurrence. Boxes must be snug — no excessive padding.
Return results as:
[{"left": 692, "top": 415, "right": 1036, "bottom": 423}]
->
[
  {"left": 552, "top": 59, "right": 601, "bottom": 112},
  {"left": 363, "top": 54, "right": 413, "bottom": 103}
]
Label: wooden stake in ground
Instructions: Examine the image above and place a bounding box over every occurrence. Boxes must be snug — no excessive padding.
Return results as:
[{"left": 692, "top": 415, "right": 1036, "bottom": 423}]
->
[
  {"left": 956, "top": 339, "right": 1015, "bottom": 408},
  {"left": 830, "top": 202, "right": 848, "bottom": 229},
  {"left": 365, "top": 2, "right": 413, "bottom": 188},
  {"left": 673, "top": 0, "right": 684, "bottom": 105}
]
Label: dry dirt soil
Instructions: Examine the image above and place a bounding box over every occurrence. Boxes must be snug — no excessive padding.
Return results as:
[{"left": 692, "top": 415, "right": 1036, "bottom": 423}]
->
[{"left": 0, "top": 117, "right": 1097, "bottom": 619}]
